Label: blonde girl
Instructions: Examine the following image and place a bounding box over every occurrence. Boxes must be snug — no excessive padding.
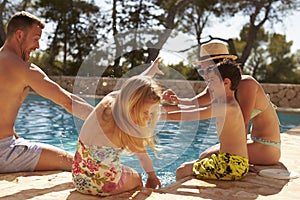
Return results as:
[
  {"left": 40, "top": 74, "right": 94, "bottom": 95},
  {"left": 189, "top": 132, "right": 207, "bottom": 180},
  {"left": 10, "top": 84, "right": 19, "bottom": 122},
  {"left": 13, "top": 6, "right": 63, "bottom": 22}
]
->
[{"left": 72, "top": 58, "right": 163, "bottom": 196}]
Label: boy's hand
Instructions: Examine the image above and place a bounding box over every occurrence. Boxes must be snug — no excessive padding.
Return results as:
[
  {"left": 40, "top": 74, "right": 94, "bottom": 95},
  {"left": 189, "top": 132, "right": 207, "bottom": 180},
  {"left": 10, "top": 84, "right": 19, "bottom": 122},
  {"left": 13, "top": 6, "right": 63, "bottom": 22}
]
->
[{"left": 162, "top": 89, "right": 179, "bottom": 105}]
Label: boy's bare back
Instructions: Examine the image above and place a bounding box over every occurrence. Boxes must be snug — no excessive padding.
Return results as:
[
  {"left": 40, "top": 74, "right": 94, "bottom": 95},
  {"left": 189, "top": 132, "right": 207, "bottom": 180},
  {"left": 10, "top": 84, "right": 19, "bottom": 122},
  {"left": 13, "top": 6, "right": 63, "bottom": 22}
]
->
[{"left": 217, "top": 98, "right": 248, "bottom": 159}]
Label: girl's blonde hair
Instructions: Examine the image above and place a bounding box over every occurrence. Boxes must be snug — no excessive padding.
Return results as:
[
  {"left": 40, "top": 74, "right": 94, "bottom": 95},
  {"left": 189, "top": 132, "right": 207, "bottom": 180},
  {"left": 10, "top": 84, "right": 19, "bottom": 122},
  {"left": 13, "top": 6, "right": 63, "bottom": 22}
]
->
[{"left": 112, "top": 75, "right": 161, "bottom": 153}]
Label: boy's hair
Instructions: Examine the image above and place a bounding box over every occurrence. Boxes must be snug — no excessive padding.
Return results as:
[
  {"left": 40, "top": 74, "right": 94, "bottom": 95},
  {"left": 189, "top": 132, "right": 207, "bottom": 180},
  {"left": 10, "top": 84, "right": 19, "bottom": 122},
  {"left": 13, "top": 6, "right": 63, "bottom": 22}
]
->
[
  {"left": 6, "top": 11, "right": 45, "bottom": 37},
  {"left": 216, "top": 59, "right": 242, "bottom": 91}
]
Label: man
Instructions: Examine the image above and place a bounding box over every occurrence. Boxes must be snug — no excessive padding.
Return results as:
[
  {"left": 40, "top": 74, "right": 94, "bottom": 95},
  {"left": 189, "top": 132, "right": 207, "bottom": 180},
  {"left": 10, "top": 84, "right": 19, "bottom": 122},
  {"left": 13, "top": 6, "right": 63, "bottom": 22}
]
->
[
  {"left": 163, "top": 42, "right": 280, "bottom": 165},
  {"left": 163, "top": 59, "right": 249, "bottom": 181},
  {"left": 0, "top": 11, "right": 94, "bottom": 173}
]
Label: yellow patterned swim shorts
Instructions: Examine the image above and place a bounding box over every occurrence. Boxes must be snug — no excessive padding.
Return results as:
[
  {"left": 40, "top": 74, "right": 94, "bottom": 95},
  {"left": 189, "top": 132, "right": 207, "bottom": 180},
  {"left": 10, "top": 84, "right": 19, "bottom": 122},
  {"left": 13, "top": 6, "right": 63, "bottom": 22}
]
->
[{"left": 193, "top": 153, "right": 249, "bottom": 181}]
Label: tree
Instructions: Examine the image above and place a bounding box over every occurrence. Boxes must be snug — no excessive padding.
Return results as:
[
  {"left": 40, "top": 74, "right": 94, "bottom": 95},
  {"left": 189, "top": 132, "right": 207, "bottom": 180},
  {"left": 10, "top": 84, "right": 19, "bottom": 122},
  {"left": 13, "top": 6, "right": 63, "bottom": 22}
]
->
[
  {"left": 236, "top": 0, "right": 297, "bottom": 69},
  {"left": 0, "top": 0, "right": 39, "bottom": 46},
  {"left": 180, "top": 0, "right": 298, "bottom": 71},
  {"left": 96, "top": 0, "right": 196, "bottom": 77},
  {"left": 236, "top": 25, "right": 269, "bottom": 78},
  {"left": 262, "top": 33, "right": 298, "bottom": 83},
  {"left": 109, "top": 0, "right": 161, "bottom": 76},
  {"left": 145, "top": 0, "right": 195, "bottom": 63},
  {"left": 0, "top": 0, "right": 8, "bottom": 45},
  {"left": 33, "top": 0, "right": 101, "bottom": 75},
  {"left": 175, "top": 0, "right": 223, "bottom": 61}
]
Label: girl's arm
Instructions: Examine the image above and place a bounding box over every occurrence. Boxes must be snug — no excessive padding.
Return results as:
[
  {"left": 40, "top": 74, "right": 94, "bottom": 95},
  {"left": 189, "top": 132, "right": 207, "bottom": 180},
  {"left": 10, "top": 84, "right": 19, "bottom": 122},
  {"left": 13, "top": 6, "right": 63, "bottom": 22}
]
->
[
  {"left": 140, "top": 57, "right": 164, "bottom": 77},
  {"left": 135, "top": 151, "right": 161, "bottom": 189}
]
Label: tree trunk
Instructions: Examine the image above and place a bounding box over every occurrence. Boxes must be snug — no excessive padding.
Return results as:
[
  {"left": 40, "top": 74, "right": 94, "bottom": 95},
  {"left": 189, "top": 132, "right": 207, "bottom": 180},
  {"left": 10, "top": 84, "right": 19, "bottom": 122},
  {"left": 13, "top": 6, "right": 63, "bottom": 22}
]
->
[
  {"left": 0, "top": 0, "right": 8, "bottom": 46},
  {"left": 146, "top": 0, "right": 195, "bottom": 63},
  {"left": 112, "top": 0, "right": 122, "bottom": 73},
  {"left": 239, "top": 1, "right": 271, "bottom": 70}
]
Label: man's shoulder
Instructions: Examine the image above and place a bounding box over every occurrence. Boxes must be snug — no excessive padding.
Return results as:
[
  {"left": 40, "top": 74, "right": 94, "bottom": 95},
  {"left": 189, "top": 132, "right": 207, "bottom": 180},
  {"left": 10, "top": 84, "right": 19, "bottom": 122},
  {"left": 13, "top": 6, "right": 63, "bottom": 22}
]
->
[{"left": 0, "top": 50, "right": 27, "bottom": 68}]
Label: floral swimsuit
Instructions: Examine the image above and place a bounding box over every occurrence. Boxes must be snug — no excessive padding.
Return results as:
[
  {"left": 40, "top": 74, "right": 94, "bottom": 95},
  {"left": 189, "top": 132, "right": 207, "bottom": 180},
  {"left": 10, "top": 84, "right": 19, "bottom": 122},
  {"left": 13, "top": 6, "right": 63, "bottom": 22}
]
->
[{"left": 72, "top": 140, "right": 124, "bottom": 196}]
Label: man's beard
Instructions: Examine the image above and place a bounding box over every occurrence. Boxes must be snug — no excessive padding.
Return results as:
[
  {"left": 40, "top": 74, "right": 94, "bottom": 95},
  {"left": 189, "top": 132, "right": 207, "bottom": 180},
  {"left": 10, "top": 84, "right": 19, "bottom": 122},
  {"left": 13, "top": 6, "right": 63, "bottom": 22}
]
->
[{"left": 20, "top": 36, "right": 28, "bottom": 61}]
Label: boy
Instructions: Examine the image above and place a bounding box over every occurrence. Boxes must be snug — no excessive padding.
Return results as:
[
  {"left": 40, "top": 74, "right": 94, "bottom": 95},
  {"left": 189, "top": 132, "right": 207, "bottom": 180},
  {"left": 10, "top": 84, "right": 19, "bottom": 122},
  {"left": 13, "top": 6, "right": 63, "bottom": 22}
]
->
[{"left": 163, "top": 59, "right": 249, "bottom": 181}]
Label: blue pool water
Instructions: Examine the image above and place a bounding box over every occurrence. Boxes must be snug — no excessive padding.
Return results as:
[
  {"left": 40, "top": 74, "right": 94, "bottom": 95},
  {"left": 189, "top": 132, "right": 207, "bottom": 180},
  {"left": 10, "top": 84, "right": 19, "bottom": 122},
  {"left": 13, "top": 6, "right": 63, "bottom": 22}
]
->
[{"left": 15, "top": 94, "right": 300, "bottom": 187}]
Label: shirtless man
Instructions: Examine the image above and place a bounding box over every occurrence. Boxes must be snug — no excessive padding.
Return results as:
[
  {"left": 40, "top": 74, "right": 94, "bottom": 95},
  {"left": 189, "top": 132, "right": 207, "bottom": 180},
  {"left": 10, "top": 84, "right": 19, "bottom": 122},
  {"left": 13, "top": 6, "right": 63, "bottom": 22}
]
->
[
  {"left": 0, "top": 11, "right": 93, "bottom": 173},
  {"left": 163, "top": 42, "right": 280, "bottom": 165},
  {"left": 163, "top": 59, "right": 249, "bottom": 181}
]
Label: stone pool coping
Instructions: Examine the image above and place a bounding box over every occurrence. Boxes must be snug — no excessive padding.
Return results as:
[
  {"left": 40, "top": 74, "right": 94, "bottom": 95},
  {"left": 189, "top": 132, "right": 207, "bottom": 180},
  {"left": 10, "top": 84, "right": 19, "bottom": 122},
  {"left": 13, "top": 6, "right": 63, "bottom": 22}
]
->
[{"left": 1, "top": 125, "right": 300, "bottom": 200}]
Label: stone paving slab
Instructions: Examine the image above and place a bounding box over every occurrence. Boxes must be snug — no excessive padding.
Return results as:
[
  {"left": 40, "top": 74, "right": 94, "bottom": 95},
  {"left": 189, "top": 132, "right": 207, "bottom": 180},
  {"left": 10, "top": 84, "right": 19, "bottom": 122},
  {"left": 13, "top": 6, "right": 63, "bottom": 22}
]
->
[{"left": 0, "top": 126, "right": 299, "bottom": 200}]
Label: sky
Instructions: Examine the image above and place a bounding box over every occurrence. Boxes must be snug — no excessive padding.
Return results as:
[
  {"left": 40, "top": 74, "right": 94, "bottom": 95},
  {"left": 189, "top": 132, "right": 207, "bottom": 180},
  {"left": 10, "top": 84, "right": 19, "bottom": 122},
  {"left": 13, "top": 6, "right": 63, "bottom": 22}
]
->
[{"left": 159, "top": 10, "right": 300, "bottom": 65}]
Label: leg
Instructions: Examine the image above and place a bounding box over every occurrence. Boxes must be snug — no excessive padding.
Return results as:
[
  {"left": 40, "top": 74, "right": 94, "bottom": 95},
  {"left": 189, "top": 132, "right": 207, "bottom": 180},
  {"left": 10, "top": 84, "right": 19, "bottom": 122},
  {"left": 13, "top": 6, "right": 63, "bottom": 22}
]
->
[
  {"left": 247, "top": 141, "right": 280, "bottom": 165},
  {"left": 176, "top": 160, "right": 197, "bottom": 181},
  {"left": 111, "top": 166, "right": 143, "bottom": 195},
  {"left": 34, "top": 144, "right": 73, "bottom": 171},
  {"left": 199, "top": 143, "right": 220, "bottom": 160}
]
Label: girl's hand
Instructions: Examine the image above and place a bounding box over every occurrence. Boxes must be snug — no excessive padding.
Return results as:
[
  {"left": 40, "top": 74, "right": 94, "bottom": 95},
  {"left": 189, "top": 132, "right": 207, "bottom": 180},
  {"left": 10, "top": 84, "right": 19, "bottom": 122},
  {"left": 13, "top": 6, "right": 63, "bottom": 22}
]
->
[
  {"left": 150, "top": 57, "right": 164, "bottom": 76},
  {"left": 145, "top": 171, "right": 162, "bottom": 189},
  {"left": 141, "top": 57, "right": 164, "bottom": 77}
]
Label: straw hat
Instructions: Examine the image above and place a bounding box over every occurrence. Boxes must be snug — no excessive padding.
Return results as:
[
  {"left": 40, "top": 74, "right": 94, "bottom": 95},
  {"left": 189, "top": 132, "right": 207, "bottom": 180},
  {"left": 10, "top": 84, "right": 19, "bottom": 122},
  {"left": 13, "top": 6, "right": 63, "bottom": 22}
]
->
[{"left": 193, "top": 42, "right": 237, "bottom": 65}]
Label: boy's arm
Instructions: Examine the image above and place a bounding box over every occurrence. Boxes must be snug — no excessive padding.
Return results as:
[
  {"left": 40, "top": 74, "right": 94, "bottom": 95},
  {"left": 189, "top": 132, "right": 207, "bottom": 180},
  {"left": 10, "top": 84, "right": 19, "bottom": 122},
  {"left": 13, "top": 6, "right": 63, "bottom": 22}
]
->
[
  {"left": 162, "top": 106, "right": 213, "bottom": 121},
  {"left": 162, "top": 87, "right": 212, "bottom": 107}
]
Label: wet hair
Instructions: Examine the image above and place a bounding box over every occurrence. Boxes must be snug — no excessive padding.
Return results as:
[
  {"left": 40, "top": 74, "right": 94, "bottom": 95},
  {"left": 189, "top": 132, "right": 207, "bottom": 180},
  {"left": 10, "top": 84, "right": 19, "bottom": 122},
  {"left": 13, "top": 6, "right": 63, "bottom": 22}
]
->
[
  {"left": 6, "top": 11, "right": 45, "bottom": 37},
  {"left": 216, "top": 59, "right": 242, "bottom": 91}
]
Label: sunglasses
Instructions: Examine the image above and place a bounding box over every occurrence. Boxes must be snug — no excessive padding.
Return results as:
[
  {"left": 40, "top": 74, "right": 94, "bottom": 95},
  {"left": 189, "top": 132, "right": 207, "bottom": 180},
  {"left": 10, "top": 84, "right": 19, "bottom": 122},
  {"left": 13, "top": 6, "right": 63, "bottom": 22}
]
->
[{"left": 195, "top": 65, "right": 217, "bottom": 76}]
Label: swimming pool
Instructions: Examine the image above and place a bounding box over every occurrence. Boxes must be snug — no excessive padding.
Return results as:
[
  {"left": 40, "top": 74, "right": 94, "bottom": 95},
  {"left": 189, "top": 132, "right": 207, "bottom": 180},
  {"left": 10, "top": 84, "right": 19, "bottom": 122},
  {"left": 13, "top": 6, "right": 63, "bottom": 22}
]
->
[{"left": 15, "top": 94, "right": 300, "bottom": 187}]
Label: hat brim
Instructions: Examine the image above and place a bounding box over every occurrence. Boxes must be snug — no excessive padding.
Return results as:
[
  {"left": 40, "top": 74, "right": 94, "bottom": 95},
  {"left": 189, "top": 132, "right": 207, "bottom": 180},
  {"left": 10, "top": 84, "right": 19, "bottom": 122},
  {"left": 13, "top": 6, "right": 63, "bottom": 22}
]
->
[{"left": 192, "top": 55, "right": 237, "bottom": 66}]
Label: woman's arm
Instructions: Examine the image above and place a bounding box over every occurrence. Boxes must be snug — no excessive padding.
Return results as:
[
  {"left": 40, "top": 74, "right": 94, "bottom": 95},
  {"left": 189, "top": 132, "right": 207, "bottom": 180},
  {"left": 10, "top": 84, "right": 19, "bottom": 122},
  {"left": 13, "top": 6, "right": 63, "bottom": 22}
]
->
[{"left": 236, "top": 78, "right": 258, "bottom": 134}]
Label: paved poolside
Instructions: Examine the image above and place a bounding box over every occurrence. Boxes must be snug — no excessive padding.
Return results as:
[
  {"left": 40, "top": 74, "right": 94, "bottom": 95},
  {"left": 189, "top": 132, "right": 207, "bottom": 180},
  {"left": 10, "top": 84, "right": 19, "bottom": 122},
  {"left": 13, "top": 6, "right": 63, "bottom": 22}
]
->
[{"left": 0, "top": 125, "right": 299, "bottom": 200}]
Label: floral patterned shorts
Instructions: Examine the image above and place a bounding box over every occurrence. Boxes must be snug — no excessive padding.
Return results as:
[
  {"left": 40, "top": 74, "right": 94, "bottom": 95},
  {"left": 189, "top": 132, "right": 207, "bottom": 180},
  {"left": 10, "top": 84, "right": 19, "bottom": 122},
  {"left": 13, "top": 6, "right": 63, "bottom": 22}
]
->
[{"left": 72, "top": 140, "right": 125, "bottom": 196}]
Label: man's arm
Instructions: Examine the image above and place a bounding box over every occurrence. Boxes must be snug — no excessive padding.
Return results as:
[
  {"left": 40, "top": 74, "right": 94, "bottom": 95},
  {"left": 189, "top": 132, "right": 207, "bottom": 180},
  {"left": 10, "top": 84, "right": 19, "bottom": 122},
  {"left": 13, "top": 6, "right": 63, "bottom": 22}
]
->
[{"left": 23, "top": 63, "right": 93, "bottom": 120}]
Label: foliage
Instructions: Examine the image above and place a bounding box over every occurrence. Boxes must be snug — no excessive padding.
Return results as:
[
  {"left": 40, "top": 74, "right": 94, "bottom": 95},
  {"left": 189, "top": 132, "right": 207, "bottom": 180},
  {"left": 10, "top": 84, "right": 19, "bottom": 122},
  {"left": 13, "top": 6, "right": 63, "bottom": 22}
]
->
[
  {"left": 32, "top": 0, "right": 101, "bottom": 75},
  {"left": 242, "top": 32, "right": 300, "bottom": 83},
  {"left": 165, "top": 61, "right": 201, "bottom": 80},
  {"left": 0, "top": 0, "right": 300, "bottom": 83}
]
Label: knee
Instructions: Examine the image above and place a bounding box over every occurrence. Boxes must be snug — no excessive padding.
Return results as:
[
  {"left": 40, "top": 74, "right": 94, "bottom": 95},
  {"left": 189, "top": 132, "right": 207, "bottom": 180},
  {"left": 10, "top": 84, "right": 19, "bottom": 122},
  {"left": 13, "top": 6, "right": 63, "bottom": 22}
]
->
[
  {"left": 138, "top": 173, "right": 143, "bottom": 187},
  {"left": 176, "top": 164, "right": 191, "bottom": 181},
  {"left": 176, "top": 167, "right": 183, "bottom": 181}
]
